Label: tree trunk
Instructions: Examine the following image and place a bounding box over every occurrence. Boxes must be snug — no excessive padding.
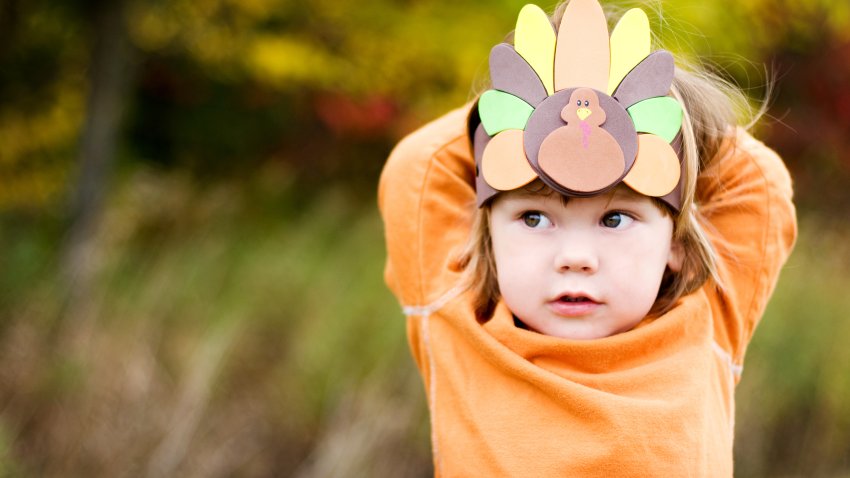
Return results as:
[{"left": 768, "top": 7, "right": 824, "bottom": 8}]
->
[{"left": 61, "top": 0, "right": 135, "bottom": 337}]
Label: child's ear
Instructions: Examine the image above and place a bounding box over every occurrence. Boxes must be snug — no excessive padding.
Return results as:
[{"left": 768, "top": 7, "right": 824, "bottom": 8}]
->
[{"left": 667, "top": 239, "right": 684, "bottom": 272}]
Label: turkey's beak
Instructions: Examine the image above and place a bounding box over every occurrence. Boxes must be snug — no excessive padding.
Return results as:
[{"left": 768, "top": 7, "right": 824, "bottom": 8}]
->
[{"left": 577, "top": 107, "right": 591, "bottom": 121}]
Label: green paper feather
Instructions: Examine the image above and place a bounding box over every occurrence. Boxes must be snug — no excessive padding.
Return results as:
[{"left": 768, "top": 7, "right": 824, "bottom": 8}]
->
[
  {"left": 627, "top": 96, "right": 683, "bottom": 143},
  {"left": 479, "top": 90, "right": 535, "bottom": 136}
]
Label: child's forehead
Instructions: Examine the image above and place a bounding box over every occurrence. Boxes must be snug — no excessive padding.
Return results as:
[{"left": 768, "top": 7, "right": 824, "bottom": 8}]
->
[{"left": 499, "top": 183, "right": 650, "bottom": 205}]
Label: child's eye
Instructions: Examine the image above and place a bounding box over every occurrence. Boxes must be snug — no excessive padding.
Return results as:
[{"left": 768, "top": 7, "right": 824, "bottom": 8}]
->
[
  {"left": 600, "top": 211, "right": 634, "bottom": 229},
  {"left": 521, "top": 211, "right": 552, "bottom": 229}
]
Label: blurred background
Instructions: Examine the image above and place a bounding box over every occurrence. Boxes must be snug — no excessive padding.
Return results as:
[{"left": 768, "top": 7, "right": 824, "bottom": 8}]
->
[{"left": 0, "top": 0, "right": 848, "bottom": 476}]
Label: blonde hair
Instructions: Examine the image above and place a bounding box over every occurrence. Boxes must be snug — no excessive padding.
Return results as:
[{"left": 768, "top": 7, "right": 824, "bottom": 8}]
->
[{"left": 460, "top": 1, "right": 766, "bottom": 322}]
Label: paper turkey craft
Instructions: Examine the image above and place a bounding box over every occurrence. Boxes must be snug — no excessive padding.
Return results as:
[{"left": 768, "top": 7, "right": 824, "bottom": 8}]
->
[
  {"left": 539, "top": 88, "right": 625, "bottom": 192},
  {"left": 473, "top": 0, "right": 686, "bottom": 209}
]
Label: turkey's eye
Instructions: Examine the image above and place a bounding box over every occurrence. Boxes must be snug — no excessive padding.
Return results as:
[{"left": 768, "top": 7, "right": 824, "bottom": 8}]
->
[
  {"left": 576, "top": 99, "right": 581, "bottom": 106},
  {"left": 584, "top": 100, "right": 590, "bottom": 107}
]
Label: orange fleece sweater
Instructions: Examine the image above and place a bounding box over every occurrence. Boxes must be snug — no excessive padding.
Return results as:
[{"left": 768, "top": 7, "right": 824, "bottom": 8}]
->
[{"left": 378, "top": 106, "right": 797, "bottom": 477}]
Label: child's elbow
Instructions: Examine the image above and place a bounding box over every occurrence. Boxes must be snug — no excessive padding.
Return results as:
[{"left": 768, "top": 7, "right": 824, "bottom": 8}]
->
[
  {"left": 378, "top": 128, "right": 440, "bottom": 214},
  {"left": 761, "top": 147, "right": 798, "bottom": 255}
]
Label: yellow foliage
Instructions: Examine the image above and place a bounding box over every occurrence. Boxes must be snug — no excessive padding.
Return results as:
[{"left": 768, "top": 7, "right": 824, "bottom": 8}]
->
[
  {"left": 224, "top": 0, "right": 279, "bottom": 20},
  {"left": 0, "top": 85, "right": 84, "bottom": 165},
  {"left": 128, "top": 3, "right": 181, "bottom": 52},
  {"left": 245, "top": 35, "right": 337, "bottom": 87},
  {"left": 0, "top": 162, "right": 69, "bottom": 209},
  {"left": 0, "top": 82, "right": 84, "bottom": 210},
  {"left": 0, "top": 80, "right": 82, "bottom": 209},
  {"left": 187, "top": 25, "right": 242, "bottom": 69}
]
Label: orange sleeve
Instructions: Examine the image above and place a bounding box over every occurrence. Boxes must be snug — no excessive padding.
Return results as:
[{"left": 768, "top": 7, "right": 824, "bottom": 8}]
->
[
  {"left": 696, "top": 129, "right": 798, "bottom": 362},
  {"left": 378, "top": 106, "right": 476, "bottom": 309}
]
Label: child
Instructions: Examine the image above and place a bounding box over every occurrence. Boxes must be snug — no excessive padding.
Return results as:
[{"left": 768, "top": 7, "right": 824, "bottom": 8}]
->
[{"left": 379, "top": 0, "right": 796, "bottom": 475}]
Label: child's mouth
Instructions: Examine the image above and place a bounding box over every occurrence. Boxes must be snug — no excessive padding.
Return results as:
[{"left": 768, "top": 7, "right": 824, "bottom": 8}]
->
[
  {"left": 549, "top": 294, "right": 600, "bottom": 317},
  {"left": 560, "top": 296, "right": 591, "bottom": 303}
]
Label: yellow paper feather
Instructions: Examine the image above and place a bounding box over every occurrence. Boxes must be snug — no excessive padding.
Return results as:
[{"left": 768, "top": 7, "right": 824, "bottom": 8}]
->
[
  {"left": 607, "top": 8, "right": 651, "bottom": 95},
  {"left": 514, "top": 4, "right": 556, "bottom": 95}
]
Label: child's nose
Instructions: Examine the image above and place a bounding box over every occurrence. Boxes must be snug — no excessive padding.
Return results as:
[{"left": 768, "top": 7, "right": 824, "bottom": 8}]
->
[{"left": 554, "top": 238, "right": 598, "bottom": 273}]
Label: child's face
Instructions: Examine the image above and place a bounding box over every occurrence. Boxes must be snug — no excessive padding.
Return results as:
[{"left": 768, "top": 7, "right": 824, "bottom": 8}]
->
[{"left": 489, "top": 186, "right": 682, "bottom": 340}]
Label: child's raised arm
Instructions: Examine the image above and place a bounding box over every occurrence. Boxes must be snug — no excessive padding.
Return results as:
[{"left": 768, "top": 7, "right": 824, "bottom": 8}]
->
[
  {"left": 378, "top": 106, "right": 475, "bottom": 311},
  {"left": 697, "top": 129, "right": 797, "bottom": 365}
]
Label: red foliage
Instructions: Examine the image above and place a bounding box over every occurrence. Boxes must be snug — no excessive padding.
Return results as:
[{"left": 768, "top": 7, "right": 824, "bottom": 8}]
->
[
  {"left": 313, "top": 93, "right": 399, "bottom": 139},
  {"left": 761, "top": 34, "right": 850, "bottom": 210}
]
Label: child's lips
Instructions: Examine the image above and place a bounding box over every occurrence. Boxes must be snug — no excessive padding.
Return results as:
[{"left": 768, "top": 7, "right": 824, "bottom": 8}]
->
[{"left": 547, "top": 294, "right": 601, "bottom": 317}]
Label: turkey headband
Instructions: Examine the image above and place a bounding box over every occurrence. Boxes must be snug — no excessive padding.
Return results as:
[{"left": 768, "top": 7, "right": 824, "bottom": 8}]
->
[{"left": 471, "top": 0, "right": 686, "bottom": 210}]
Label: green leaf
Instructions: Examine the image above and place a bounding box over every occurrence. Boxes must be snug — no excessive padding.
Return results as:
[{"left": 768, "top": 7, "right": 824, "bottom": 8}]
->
[
  {"left": 627, "top": 96, "right": 683, "bottom": 143},
  {"left": 478, "top": 90, "right": 535, "bottom": 136}
]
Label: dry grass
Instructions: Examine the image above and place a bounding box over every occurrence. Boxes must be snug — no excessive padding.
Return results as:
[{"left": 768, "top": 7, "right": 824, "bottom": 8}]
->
[
  {"left": 0, "top": 170, "right": 430, "bottom": 476},
  {"left": 0, "top": 170, "right": 846, "bottom": 477}
]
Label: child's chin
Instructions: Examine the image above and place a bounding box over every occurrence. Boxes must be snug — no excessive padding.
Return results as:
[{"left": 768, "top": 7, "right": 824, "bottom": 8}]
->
[
  {"left": 554, "top": 329, "right": 610, "bottom": 341},
  {"left": 540, "top": 322, "right": 610, "bottom": 341}
]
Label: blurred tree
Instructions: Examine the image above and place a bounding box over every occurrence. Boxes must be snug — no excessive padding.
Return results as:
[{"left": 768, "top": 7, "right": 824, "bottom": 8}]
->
[
  {"left": 120, "top": 0, "right": 522, "bottom": 193},
  {"left": 0, "top": 0, "right": 848, "bottom": 209},
  {"left": 658, "top": 0, "right": 850, "bottom": 211},
  {"left": 0, "top": 0, "right": 87, "bottom": 210},
  {"left": 62, "top": 0, "right": 136, "bottom": 332}
]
